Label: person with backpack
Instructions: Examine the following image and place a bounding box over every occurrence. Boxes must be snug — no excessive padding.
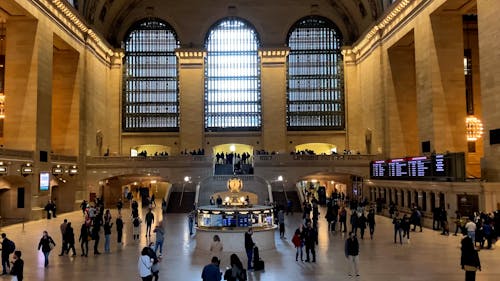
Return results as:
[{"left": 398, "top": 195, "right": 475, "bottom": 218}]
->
[
  {"left": 133, "top": 216, "right": 142, "bottom": 241},
  {"left": 1, "top": 233, "right": 15, "bottom": 275},
  {"left": 224, "top": 254, "right": 246, "bottom": 281},
  {"left": 145, "top": 210, "right": 155, "bottom": 237}
]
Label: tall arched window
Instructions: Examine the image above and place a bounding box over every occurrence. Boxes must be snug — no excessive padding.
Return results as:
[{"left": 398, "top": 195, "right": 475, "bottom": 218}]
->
[
  {"left": 287, "top": 16, "right": 344, "bottom": 130},
  {"left": 123, "top": 19, "right": 179, "bottom": 131},
  {"left": 205, "top": 18, "right": 261, "bottom": 131}
]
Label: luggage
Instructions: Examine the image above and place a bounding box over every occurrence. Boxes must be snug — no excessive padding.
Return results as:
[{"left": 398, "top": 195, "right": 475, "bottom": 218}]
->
[
  {"left": 253, "top": 247, "right": 264, "bottom": 271},
  {"left": 254, "top": 260, "right": 265, "bottom": 271}
]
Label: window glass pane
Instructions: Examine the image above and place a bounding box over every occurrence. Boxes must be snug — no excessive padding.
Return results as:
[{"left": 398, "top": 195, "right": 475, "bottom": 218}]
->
[
  {"left": 287, "top": 17, "right": 345, "bottom": 130},
  {"left": 205, "top": 19, "right": 261, "bottom": 131},
  {"left": 123, "top": 19, "right": 179, "bottom": 132}
]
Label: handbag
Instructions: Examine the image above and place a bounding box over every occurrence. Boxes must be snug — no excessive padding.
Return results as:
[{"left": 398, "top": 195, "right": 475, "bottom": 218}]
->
[
  {"left": 49, "top": 242, "right": 55, "bottom": 251},
  {"left": 463, "top": 265, "right": 477, "bottom": 271}
]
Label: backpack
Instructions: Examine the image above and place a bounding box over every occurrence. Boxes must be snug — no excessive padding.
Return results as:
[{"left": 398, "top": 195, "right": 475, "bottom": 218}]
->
[{"left": 7, "top": 239, "right": 15, "bottom": 254}]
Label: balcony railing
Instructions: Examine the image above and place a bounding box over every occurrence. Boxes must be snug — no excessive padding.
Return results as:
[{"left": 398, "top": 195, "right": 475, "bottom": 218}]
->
[{"left": 0, "top": 148, "right": 34, "bottom": 159}]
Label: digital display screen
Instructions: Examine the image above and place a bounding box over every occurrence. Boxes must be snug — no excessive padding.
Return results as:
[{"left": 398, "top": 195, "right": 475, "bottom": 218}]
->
[
  {"left": 40, "top": 172, "right": 50, "bottom": 191},
  {"left": 370, "top": 153, "right": 463, "bottom": 181}
]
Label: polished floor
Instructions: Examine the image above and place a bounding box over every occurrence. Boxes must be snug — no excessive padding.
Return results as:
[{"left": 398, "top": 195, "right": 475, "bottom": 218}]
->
[{"left": 0, "top": 206, "right": 499, "bottom": 281}]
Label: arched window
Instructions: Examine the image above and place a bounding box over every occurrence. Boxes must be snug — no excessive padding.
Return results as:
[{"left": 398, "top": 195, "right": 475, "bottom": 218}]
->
[
  {"left": 123, "top": 19, "right": 179, "bottom": 131},
  {"left": 204, "top": 18, "right": 261, "bottom": 131},
  {"left": 287, "top": 16, "right": 344, "bottom": 130}
]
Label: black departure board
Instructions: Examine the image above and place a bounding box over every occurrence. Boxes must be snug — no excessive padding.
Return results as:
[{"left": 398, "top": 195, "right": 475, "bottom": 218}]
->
[{"left": 370, "top": 153, "right": 465, "bottom": 181}]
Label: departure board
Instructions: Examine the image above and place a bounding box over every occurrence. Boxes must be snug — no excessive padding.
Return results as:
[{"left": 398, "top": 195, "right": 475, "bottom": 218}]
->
[{"left": 369, "top": 153, "right": 465, "bottom": 181}]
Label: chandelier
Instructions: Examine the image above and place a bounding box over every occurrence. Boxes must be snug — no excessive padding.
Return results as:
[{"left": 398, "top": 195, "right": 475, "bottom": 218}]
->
[{"left": 466, "top": 116, "right": 484, "bottom": 141}]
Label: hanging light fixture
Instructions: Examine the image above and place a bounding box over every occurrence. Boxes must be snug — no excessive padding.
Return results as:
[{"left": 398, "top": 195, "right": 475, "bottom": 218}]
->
[{"left": 465, "top": 116, "right": 484, "bottom": 141}]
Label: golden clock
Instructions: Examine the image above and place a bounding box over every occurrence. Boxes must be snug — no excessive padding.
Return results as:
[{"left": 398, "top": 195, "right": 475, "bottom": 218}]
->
[{"left": 227, "top": 178, "right": 243, "bottom": 192}]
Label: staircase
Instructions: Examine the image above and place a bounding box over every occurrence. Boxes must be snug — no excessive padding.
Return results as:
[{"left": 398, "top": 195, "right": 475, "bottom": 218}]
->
[
  {"left": 166, "top": 192, "right": 195, "bottom": 213},
  {"left": 198, "top": 175, "right": 269, "bottom": 205},
  {"left": 214, "top": 164, "right": 254, "bottom": 175},
  {"left": 272, "top": 191, "right": 302, "bottom": 212}
]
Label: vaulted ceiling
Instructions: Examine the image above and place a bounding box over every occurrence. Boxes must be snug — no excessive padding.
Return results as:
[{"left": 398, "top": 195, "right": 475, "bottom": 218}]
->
[{"left": 74, "top": 0, "right": 392, "bottom": 47}]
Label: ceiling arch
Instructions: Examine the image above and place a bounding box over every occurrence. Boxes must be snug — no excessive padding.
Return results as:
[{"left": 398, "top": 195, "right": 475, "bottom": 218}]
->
[{"left": 75, "top": 0, "right": 388, "bottom": 48}]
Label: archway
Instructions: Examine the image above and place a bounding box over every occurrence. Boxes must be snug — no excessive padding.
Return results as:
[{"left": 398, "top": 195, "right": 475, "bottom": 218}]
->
[
  {"left": 97, "top": 174, "right": 171, "bottom": 209},
  {"left": 212, "top": 143, "right": 254, "bottom": 175},
  {"left": 295, "top": 172, "right": 364, "bottom": 205},
  {"left": 130, "top": 144, "right": 171, "bottom": 157},
  {"left": 295, "top": 143, "right": 338, "bottom": 155}
]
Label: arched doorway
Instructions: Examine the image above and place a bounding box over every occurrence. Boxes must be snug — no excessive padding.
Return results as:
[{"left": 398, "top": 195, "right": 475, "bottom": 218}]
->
[
  {"left": 130, "top": 144, "right": 171, "bottom": 157},
  {"left": 294, "top": 143, "right": 338, "bottom": 155},
  {"left": 296, "top": 172, "right": 364, "bottom": 205},
  {"left": 212, "top": 144, "right": 254, "bottom": 175},
  {"left": 98, "top": 174, "right": 171, "bottom": 209}
]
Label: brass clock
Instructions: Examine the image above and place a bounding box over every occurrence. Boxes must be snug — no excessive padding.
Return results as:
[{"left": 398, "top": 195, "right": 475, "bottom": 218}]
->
[{"left": 227, "top": 178, "right": 243, "bottom": 192}]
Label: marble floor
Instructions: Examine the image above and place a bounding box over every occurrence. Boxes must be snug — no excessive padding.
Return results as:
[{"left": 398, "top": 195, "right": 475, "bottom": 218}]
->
[{"left": 0, "top": 207, "right": 499, "bottom": 281}]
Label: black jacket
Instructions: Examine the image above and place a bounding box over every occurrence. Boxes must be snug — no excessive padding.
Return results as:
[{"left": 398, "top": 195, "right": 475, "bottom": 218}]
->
[
  {"left": 244, "top": 232, "right": 254, "bottom": 250},
  {"left": 345, "top": 237, "right": 359, "bottom": 256},
  {"left": 10, "top": 258, "right": 23, "bottom": 281}
]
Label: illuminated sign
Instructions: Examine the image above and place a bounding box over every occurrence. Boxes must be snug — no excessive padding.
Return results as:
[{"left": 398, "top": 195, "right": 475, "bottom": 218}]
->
[{"left": 40, "top": 172, "right": 50, "bottom": 191}]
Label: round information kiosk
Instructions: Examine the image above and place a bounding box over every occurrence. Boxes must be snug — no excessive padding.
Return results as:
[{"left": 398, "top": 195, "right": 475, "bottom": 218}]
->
[{"left": 195, "top": 178, "right": 276, "bottom": 252}]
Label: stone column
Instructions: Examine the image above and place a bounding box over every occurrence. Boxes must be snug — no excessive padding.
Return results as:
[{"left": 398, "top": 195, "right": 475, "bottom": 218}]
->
[
  {"left": 477, "top": 1, "right": 500, "bottom": 181},
  {"left": 176, "top": 49, "right": 206, "bottom": 152},
  {"left": 259, "top": 47, "right": 289, "bottom": 153},
  {"left": 414, "top": 12, "right": 466, "bottom": 153},
  {"left": 4, "top": 18, "right": 54, "bottom": 219}
]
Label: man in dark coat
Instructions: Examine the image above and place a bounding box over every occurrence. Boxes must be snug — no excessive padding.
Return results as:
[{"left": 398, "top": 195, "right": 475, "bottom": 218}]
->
[{"left": 303, "top": 221, "right": 318, "bottom": 262}]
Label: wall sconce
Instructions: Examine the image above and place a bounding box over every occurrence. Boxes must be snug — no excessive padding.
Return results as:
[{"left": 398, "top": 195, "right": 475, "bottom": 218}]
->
[
  {"left": 52, "top": 164, "right": 64, "bottom": 175},
  {"left": 21, "top": 163, "right": 33, "bottom": 176},
  {"left": 68, "top": 165, "right": 78, "bottom": 176}
]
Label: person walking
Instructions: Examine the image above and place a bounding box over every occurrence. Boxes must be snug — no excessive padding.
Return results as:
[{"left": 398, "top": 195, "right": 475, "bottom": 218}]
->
[
  {"left": 303, "top": 221, "right": 318, "bottom": 263},
  {"left": 92, "top": 218, "right": 102, "bottom": 255},
  {"left": 244, "top": 228, "right": 255, "bottom": 270},
  {"left": 278, "top": 209, "right": 285, "bottom": 238},
  {"left": 201, "top": 256, "right": 222, "bottom": 281},
  {"left": 210, "top": 235, "right": 223, "bottom": 254},
  {"left": 79, "top": 223, "right": 89, "bottom": 257},
  {"left": 358, "top": 212, "right": 367, "bottom": 240},
  {"left": 465, "top": 219, "right": 477, "bottom": 245},
  {"left": 133, "top": 216, "right": 142, "bottom": 241},
  {"left": 393, "top": 214, "right": 403, "bottom": 244},
  {"left": 64, "top": 222, "right": 77, "bottom": 256},
  {"left": 1, "top": 233, "right": 15, "bottom": 275},
  {"left": 104, "top": 221, "right": 113, "bottom": 253},
  {"left": 367, "top": 209, "right": 376, "bottom": 239},
  {"left": 145, "top": 210, "right": 155, "bottom": 237},
  {"left": 138, "top": 247, "right": 154, "bottom": 281},
  {"left": 147, "top": 243, "right": 161, "bottom": 281},
  {"left": 461, "top": 235, "right": 481, "bottom": 281},
  {"left": 188, "top": 210, "right": 196, "bottom": 235},
  {"left": 117, "top": 199, "right": 123, "bottom": 215},
  {"left": 291, "top": 227, "right": 304, "bottom": 261},
  {"left": 59, "top": 219, "right": 68, "bottom": 256},
  {"left": 9, "top": 250, "right": 23, "bottom": 281},
  {"left": 339, "top": 207, "right": 347, "bottom": 232},
  {"left": 37, "top": 231, "right": 56, "bottom": 268},
  {"left": 116, "top": 215, "right": 124, "bottom": 244},
  {"left": 345, "top": 232, "right": 360, "bottom": 277},
  {"left": 153, "top": 225, "right": 165, "bottom": 255}
]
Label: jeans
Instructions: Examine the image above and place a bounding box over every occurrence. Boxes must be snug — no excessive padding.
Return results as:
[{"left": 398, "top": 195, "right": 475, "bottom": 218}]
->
[
  {"left": 347, "top": 255, "right": 359, "bottom": 275},
  {"left": 81, "top": 240, "right": 88, "bottom": 256},
  {"left": 1, "top": 255, "right": 9, "bottom": 274},
  {"left": 305, "top": 244, "right": 316, "bottom": 262},
  {"left": 188, "top": 219, "right": 194, "bottom": 235},
  {"left": 246, "top": 248, "right": 253, "bottom": 269},
  {"left": 155, "top": 240, "right": 164, "bottom": 254},
  {"left": 295, "top": 246, "right": 303, "bottom": 261},
  {"left": 468, "top": 231, "right": 476, "bottom": 245},
  {"left": 465, "top": 270, "right": 476, "bottom": 281},
  {"left": 43, "top": 251, "right": 50, "bottom": 267},
  {"left": 146, "top": 224, "right": 152, "bottom": 236},
  {"left": 369, "top": 226, "right": 375, "bottom": 238},
  {"left": 394, "top": 228, "right": 403, "bottom": 244},
  {"left": 104, "top": 234, "right": 111, "bottom": 252}
]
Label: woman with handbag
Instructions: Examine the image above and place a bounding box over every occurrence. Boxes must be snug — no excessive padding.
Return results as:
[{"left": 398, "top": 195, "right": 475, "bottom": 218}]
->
[
  {"left": 461, "top": 235, "right": 481, "bottom": 281},
  {"left": 37, "top": 231, "right": 56, "bottom": 268}
]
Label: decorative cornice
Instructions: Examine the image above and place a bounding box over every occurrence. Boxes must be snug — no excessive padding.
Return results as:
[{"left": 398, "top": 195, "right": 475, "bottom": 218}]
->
[
  {"left": 258, "top": 47, "right": 290, "bottom": 67},
  {"left": 175, "top": 48, "right": 206, "bottom": 68},
  {"left": 33, "top": 0, "right": 122, "bottom": 66},
  {"left": 343, "top": 0, "right": 429, "bottom": 64}
]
